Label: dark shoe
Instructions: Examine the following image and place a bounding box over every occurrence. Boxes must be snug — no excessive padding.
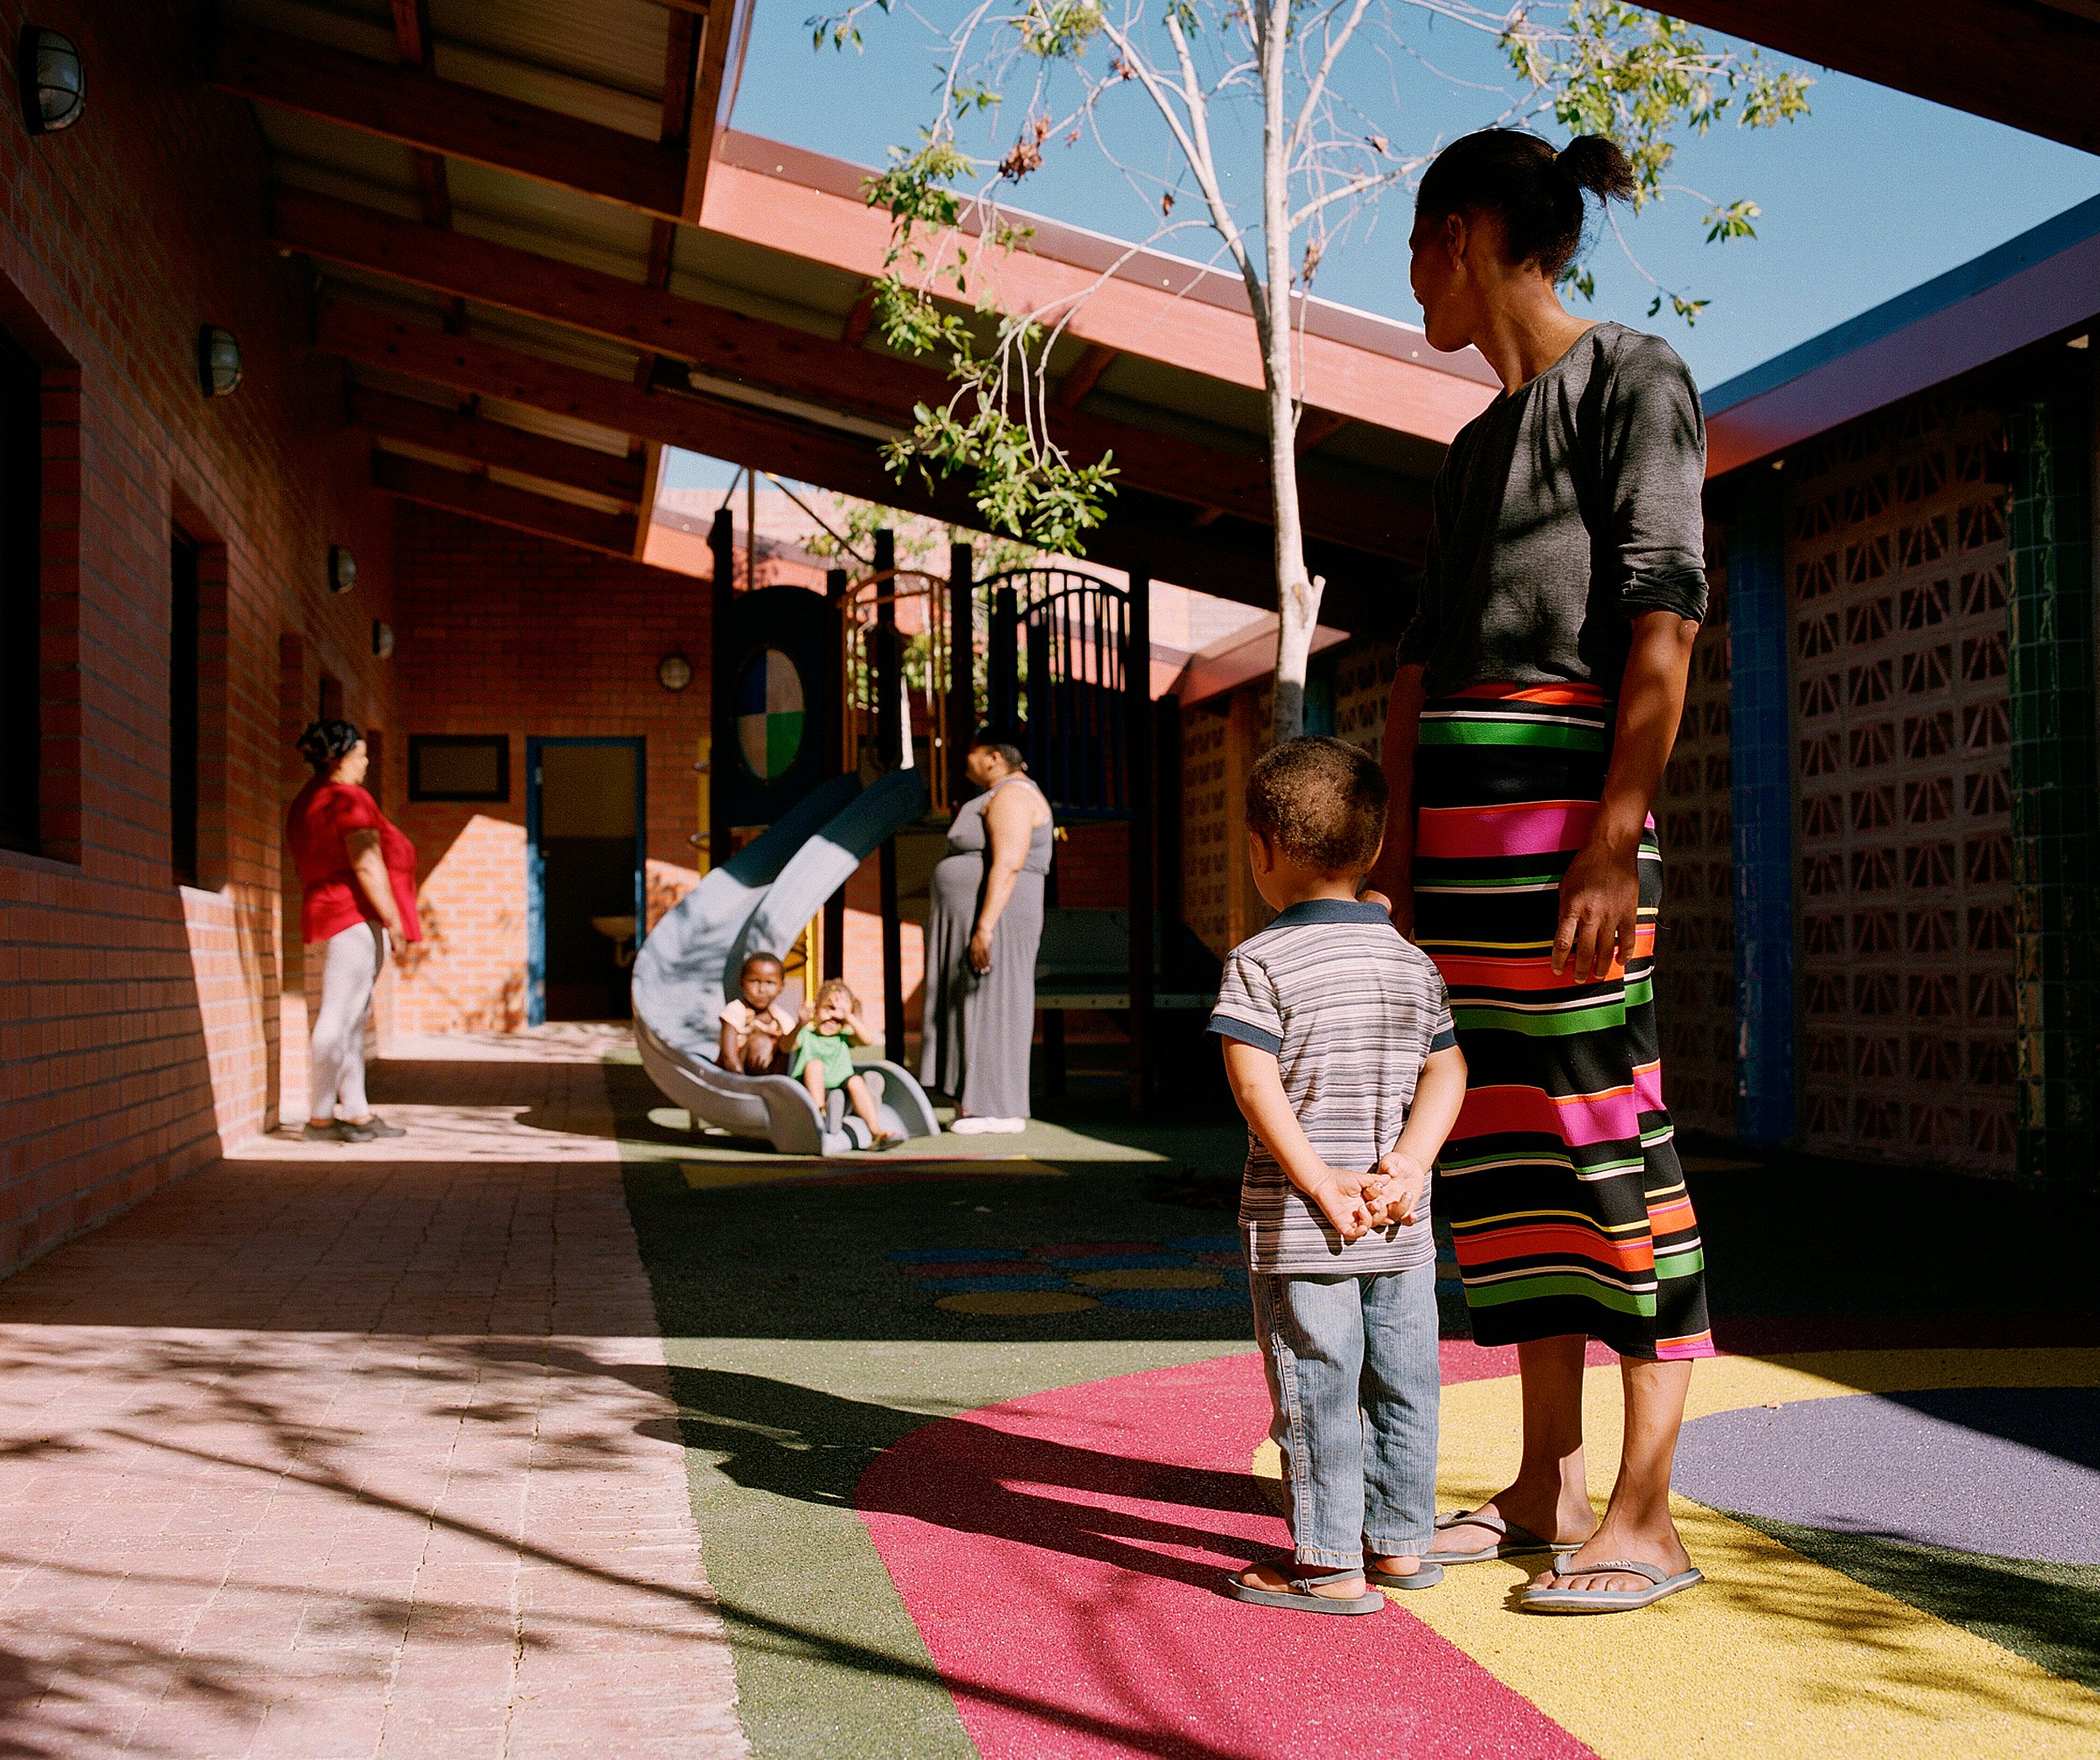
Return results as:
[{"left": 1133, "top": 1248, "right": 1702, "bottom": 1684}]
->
[
  {"left": 303, "top": 1120, "right": 376, "bottom": 1143},
  {"left": 356, "top": 1115, "right": 407, "bottom": 1139}
]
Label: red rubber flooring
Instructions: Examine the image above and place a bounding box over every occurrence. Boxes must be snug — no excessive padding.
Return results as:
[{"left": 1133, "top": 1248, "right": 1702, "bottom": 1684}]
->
[{"left": 858, "top": 1345, "right": 1600, "bottom": 1760}]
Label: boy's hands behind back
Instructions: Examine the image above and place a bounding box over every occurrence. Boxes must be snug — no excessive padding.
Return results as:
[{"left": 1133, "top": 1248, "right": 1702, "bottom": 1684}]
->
[
  {"left": 1364, "top": 1149, "right": 1429, "bottom": 1228},
  {"left": 1306, "top": 1170, "right": 1377, "bottom": 1242}
]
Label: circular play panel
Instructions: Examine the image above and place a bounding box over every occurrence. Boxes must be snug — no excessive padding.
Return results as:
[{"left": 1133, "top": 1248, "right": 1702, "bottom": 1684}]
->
[{"left": 734, "top": 646, "right": 805, "bottom": 781}]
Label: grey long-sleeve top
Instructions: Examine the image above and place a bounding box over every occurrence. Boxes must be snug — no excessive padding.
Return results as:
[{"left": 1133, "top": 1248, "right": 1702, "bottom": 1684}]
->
[{"left": 1396, "top": 321, "right": 1709, "bottom": 699}]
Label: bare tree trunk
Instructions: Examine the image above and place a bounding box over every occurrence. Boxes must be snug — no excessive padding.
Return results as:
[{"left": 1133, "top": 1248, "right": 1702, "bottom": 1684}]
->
[{"left": 1257, "top": 0, "right": 1322, "bottom": 745}]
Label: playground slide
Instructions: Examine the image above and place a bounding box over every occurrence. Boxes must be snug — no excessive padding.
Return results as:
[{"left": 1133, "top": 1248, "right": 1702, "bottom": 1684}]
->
[{"left": 631, "top": 768, "right": 940, "bottom": 1156}]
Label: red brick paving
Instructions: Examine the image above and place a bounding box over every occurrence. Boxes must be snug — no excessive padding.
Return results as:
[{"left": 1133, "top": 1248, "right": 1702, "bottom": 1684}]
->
[{"left": 0, "top": 1030, "right": 745, "bottom": 1757}]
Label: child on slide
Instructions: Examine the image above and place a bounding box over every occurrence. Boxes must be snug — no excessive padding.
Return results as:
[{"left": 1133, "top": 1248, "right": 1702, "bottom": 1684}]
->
[
  {"left": 1210, "top": 737, "right": 1468, "bottom": 1614},
  {"left": 793, "top": 980, "right": 902, "bottom": 1147},
  {"left": 718, "top": 952, "right": 805, "bottom": 1075}
]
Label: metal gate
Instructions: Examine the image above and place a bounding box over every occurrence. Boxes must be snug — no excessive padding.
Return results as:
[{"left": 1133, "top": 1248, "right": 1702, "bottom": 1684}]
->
[{"left": 979, "top": 566, "right": 1132, "bottom": 821}]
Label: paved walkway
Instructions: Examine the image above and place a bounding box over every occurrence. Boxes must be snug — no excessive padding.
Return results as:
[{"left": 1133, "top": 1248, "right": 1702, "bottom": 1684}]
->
[{"left": 0, "top": 1029, "right": 746, "bottom": 1759}]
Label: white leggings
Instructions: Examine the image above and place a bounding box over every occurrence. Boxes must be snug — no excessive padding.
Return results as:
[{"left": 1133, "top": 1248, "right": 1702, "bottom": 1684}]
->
[{"left": 310, "top": 921, "right": 383, "bottom": 1121}]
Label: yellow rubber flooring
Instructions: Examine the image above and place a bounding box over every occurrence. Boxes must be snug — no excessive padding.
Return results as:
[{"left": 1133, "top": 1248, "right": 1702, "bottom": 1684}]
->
[{"left": 1258, "top": 1349, "right": 2100, "bottom": 1758}]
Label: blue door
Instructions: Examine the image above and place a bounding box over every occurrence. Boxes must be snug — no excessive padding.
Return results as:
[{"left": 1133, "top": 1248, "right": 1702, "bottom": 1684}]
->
[{"left": 526, "top": 737, "right": 645, "bottom": 1025}]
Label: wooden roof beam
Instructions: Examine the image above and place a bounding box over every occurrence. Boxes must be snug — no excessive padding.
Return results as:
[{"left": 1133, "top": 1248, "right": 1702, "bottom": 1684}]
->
[
  {"left": 1056, "top": 343, "right": 1117, "bottom": 409},
  {"left": 277, "top": 191, "right": 1425, "bottom": 559},
  {"left": 373, "top": 451, "right": 641, "bottom": 557},
  {"left": 1294, "top": 408, "right": 1350, "bottom": 455},
  {"left": 347, "top": 387, "right": 647, "bottom": 505},
  {"left": 326, "top": 300, "right": 977, "bottom": 512},
  {"left": 1662, "top": 2, "right": 2100, "bottom": 157},
  {"left": 684, "top": 0, "right": 747, "bottom": 221},
  {"left": 214, "top": 21, "right": 687, "bottom": 220},
  {"left": 317, "top": 303, "right": 1391, "bottom": 612}
]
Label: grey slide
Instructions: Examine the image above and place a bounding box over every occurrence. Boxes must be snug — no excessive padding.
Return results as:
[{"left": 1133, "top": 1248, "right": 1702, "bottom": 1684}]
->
[{"left": 631, "top": 769, "right": 941, "bottom": 1156}]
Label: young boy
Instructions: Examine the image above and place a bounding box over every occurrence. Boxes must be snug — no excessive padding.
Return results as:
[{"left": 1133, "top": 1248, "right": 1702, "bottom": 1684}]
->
[
  {"left": 718, "top": 952, "right": 804, "bottom": 1075},
  {"left": 1210, "top": 736, "right": 1467, "bottom": 1614}
]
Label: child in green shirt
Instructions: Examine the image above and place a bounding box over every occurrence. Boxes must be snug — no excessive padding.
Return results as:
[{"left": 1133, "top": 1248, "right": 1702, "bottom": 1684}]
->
[{"left": 792, "top": 980, "right": 900, "bottom": 1147}]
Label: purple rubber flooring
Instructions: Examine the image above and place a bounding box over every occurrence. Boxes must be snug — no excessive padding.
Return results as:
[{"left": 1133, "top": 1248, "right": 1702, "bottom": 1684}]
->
[{"left": 1675, "top": 1387, "right": 2100, "bottom": 1563}]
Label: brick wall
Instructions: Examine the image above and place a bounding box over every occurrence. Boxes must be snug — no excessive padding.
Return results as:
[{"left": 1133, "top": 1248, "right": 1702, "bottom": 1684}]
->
[
  {"left": 0, "top": 2, "right": 399, "bottom": 1275},
  {"left": 388, "top": 505, "right": 705, "bottom": 1032}
]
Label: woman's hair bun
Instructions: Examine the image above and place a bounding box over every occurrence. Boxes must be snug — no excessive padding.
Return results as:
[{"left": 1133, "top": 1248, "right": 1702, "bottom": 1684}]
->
[
  {"left": 1416, "top": 127, "right": 1634, "bottom": 279},
  {"left": 1555, "top": 134, "right": 1637, "bottom": 204},
  {"left": 296, "top": 717, "right": 364, "bottom": 774}
]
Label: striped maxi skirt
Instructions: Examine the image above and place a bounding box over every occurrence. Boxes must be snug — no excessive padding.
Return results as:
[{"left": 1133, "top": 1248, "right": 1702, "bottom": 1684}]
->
[{"left": 1413, "top": 682, "right": 1716, "bottom": 1362}]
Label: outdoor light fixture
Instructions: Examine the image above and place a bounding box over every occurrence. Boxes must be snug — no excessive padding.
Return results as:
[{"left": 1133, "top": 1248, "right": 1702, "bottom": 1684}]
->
[
  {"left": 18, "top": 27, "right": 83, "bottom": 135},
  {"left": 658, "top": 653, "right": 693, "bottom": 692},
  {"left": 328, "top": 545, "right": 358, "bottom": 594},
  {"left": 372, "top": 621, "right": 395, "bottom": 659},
  {"left": 196, "top": 326, "right": 241, "bottom": 397}
]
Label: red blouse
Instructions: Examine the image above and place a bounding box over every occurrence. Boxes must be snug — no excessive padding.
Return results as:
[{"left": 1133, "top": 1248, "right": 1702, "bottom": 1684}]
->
[{"left": 285, "top": 779, "right": 424, "bottom": 946}]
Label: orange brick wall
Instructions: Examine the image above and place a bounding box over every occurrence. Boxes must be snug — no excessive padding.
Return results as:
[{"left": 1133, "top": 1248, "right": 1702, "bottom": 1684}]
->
[
  {"left": 0, "top": 2, "right": 399, "bottom": 1274},
  {"left": 387, "top": 506, "right": 707, "bottom": 1032}
]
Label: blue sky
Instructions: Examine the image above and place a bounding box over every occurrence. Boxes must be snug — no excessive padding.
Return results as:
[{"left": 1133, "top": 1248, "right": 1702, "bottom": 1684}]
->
[{"left": 670, "top": 3, "right": 2100, "bottom": 491}]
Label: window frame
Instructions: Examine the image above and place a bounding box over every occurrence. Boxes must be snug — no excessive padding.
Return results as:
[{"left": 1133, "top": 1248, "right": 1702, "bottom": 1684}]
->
[{"left": 408, "top": 734, "right": 512, "bottom": 803}]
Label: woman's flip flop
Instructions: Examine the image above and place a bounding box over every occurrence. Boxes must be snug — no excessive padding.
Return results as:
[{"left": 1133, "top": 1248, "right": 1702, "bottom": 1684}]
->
[
  {"left": 1518, "top": 1555, "right": 1705, "bottom": 1614},
  {"left": 1430, "top": 1508, "right": 1556, "bottom": 1565},
  {"left": 1223, "top": 1564, "right": 1385, "bottom": 1615}
]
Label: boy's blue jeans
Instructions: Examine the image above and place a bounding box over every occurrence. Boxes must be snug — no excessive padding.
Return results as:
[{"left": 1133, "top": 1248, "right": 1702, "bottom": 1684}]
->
[{"left": 1249, "top": 1262, "right": 1440, "bottom": 1570}]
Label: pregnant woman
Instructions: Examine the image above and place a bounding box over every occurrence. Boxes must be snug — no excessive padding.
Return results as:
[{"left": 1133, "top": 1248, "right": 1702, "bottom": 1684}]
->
[
  {"left": 920, "top": 729, "right": 1054, "bottom": 1134},
  {"left": 286, "top": 718, "right": 422, "bottom": 1143},
  {"left": 1366, "top": 129, "right": 1714, "bottom": 1614}
]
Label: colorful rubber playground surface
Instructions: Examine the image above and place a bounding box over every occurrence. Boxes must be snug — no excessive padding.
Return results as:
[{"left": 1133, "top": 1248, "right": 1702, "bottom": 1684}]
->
[{"left": 608, "top": 1050, "right": 2100, "bottom": 1759}]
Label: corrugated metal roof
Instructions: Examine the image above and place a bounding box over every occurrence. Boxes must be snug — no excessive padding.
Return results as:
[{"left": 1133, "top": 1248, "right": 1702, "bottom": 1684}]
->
[
  {"left": 231, "top": 0, "right": 671, "bottom": 135},
  {"left": 428, "top": 0, "right": 670, "bottom": 106},
  {"left": 446, "top": 162, "right": 659, "bottom": 278}
]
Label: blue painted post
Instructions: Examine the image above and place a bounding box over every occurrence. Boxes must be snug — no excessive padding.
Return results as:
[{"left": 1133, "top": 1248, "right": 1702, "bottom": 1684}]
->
[{"left": 1727, "top": 480, "right": 1795, "bottom": 1145}]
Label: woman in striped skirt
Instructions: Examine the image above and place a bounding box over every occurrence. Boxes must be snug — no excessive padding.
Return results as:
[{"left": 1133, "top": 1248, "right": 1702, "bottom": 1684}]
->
[{"left": 1365, "top": 130, "right": 1715, "bottom": 1614}]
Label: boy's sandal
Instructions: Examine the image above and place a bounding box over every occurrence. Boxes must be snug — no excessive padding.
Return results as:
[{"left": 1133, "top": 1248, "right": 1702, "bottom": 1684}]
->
[
  {"left": 1518, "top": 1555, "right": 1704, "bottom": 1614},
  {"left": 1222, "top": 1563, "right": 1385, "bottom": 1615},
  {"left": 1429, "top": 1508, "right": 1557, "bottom": 1564},
  {"left": 1366, "top": 1559, "right": 1445, "bottom": 1592}
]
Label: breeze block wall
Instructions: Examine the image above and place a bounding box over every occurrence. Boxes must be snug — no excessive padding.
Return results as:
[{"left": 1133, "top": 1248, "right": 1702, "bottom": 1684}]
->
[
  {"left": 387, "top": 505, "right": 706, "bottom": 1032},
  {"left": 1652, "top": 543, "right": 1737, "bottom": 1139},
  {"left": 0, "top": 1, "right": 398, "bottom": 1275},
  {"left": 1784, "top": 392, "right": 2017, "bottom": 1173}
]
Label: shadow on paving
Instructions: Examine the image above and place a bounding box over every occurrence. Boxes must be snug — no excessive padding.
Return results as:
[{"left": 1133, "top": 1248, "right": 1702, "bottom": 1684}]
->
[
  {"left": 670, "top": 1365, "right": 1265, "bottom": 1582},
  {"left": 0, "top": 1329, "right": 725, "bottom": 1759}
]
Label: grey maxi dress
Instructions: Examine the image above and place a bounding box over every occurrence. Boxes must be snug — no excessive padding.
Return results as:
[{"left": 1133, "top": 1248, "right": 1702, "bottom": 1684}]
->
[{"left": 920, "top": 777, "right": 1054, "bottom": 1119}]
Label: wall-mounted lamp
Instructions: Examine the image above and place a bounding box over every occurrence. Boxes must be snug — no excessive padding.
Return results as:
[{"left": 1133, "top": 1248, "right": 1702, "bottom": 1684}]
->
[
  {"left": 657, "top": 653, "right": 693, "bottom": 692},
  {"left": 18, "top": 27, "right": 83, "bottom": 135},
  {"left": 196, "top": 325, "right": 241, "bottom": 397},
  {"left": 328, "top": 544, "right": 358, "bottom": 594},
  {"left": 372, "top": 621, "right": 395, "bottom": 659}
]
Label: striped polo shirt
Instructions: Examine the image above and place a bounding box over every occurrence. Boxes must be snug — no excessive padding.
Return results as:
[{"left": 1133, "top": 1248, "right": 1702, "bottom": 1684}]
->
[{"left": 1209, "top": 899, "right": 1456, "bottom": 1274}]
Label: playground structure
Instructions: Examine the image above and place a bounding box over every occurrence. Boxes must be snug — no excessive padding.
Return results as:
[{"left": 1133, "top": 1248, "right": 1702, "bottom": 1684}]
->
[{"left": 628, "top": 514, "right": 1180, "bottom": 1150}]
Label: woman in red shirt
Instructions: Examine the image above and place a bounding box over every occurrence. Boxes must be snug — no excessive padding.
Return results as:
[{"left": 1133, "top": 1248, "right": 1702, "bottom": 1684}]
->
[{"left": 286, "top": 719, "right": 422, "bottom": 1142}]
